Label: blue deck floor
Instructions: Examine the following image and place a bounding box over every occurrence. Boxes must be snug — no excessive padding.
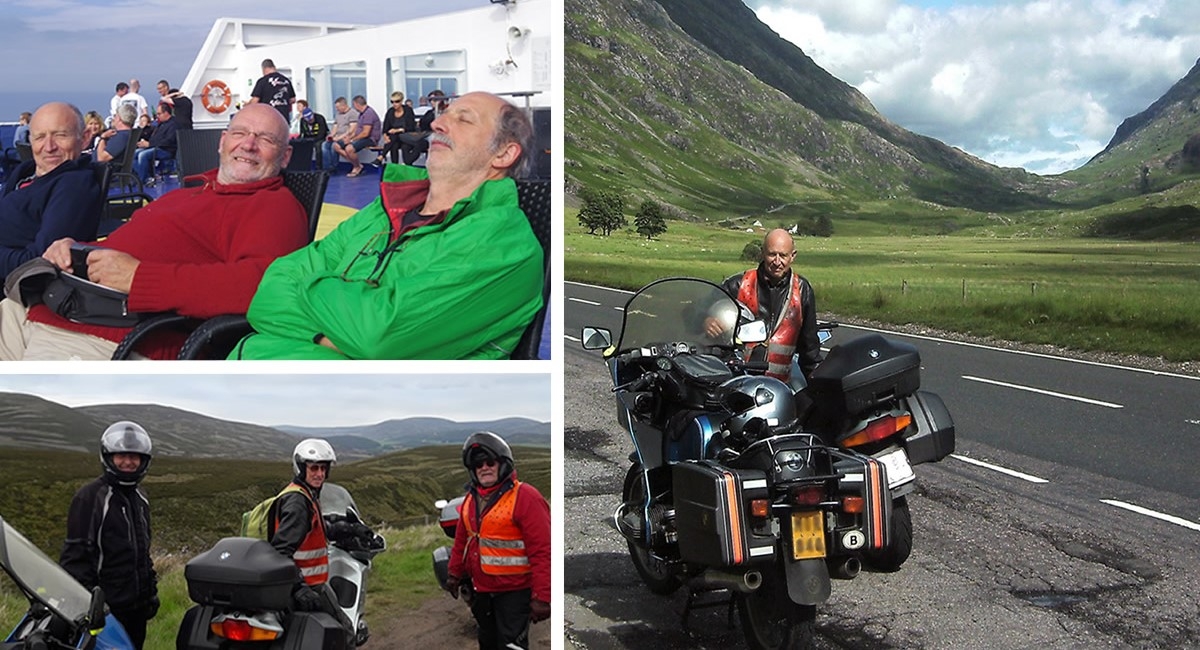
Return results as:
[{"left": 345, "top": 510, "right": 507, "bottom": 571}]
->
[{"left": 136, "top": 161, "right": 551, "bottom": 360}]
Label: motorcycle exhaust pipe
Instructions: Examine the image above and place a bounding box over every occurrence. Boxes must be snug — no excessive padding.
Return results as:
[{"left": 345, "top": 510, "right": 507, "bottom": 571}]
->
[
  {"left": 829, "top": 557, "right": 861, "bottom": 580},
  {"left": 690, "top": 569, "right": 763, "bottom": 593}
]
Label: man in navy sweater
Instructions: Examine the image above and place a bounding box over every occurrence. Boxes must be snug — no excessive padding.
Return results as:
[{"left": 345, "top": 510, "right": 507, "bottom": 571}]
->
[{"left": 0, "top": 102, "right": 103, "bottom": 282}]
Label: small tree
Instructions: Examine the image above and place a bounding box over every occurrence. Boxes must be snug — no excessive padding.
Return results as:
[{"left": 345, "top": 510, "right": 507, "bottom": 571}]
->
[
  {"left": 578, "top": 187, "right": 626, "bottom": 236},
  {"left": 634, "top": 199, "right": 667, "bottom": 240},
  {"left": 741, "top": 241, "right": 762, "bottom": 262}
]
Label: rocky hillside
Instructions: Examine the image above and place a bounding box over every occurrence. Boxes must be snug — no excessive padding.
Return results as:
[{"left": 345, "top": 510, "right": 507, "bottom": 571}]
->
[{"left": 565, "top": 0, "right": 1059, "bottom": 218}]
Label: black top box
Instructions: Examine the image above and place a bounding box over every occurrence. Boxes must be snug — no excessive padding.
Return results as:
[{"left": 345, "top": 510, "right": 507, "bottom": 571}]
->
[
  {"left": 185, "top": 537, "right": 298, "bottom": 610},
  {"left": 808, "top": 334, "right": 921, "bottom": 422}
]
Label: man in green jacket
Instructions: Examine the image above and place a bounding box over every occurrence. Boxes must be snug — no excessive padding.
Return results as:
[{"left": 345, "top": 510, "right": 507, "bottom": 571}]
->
[{"left": 230, "top": 91, "right": 543, "bottom": 359}]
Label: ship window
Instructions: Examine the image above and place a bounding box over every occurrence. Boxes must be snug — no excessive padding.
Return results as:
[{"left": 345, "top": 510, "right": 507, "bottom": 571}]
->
[
  {"left": 386, "top": 50, "right": 465, "bottom": 106},
  {"left": 305, "top": 60, "right": 367, "bottom": 117}
]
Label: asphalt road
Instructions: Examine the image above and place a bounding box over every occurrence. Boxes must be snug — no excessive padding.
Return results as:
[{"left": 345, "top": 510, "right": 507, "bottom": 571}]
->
[{"left": 561, "top": 280, "right": 1200, "bottom": 649}]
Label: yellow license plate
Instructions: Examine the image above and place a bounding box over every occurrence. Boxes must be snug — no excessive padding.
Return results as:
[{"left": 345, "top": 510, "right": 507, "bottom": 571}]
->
[{"left": 790, "top": 511, "right": 826, "bottom": 560}]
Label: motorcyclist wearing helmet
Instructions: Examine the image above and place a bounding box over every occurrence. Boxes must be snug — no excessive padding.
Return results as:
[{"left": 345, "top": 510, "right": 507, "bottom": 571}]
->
[
  {"left": 60, "top": 421, "right": 158, "bottom": 650},
  {"left": 445, "top": 431, "right": 551, "bottom": 650},
  {"left": 707, "top": 228, "right": 822, "bottom": 384},
  {"left": 267, "top": 438, "right": 356, "bottom": 644}
]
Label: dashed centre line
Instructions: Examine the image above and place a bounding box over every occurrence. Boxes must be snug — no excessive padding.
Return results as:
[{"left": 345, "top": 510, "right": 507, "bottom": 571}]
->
[
  {"left": 1101, "top": 499, "right": 1200, "bottom": 532},
  {"left": 951, "top": 454, "right": 1049, "bottom": 483},
  {"left": 962, "top": 375, "right": 1124, "bottom": 409}
]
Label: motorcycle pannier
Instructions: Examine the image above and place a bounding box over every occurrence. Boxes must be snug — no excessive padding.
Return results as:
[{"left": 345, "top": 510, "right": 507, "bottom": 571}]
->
[
  {"left": 808, "top": 334, "right": 921, "bottom": 420},
  {"left": 673, "top": 461, "right": 774, "bottom": 567},
  {"left": 902, "top": 390, "right": 956, "bottom": 464},
  {"left": 185, "top": 537, "right": 297, "bottom": 610}
]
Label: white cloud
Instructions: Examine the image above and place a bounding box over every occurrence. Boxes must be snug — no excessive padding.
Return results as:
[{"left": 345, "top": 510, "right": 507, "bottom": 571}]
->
[{"left": 748, "top": 0, "right": 1200, "bottom": 173}]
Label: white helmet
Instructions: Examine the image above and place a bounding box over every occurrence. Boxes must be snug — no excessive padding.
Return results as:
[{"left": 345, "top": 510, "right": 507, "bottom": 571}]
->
[
  {"left": 292, "top": 438, "right": 337, "bottom": 478},
  {"left": 100, "top": 421, "right": 153, "bottom": 486}
]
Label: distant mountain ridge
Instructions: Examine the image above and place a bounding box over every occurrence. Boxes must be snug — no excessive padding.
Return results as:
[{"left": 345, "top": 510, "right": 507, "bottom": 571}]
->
[{"left": 0, "top": 392, "right": 550, "bottom": 460}]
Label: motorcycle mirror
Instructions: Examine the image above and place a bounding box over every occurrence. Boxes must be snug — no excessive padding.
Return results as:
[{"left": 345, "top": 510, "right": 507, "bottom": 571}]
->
[
  {"left": 86, "top": 586, "right": 106, "bottom": 631},
  {"left": 736, "top": 320, "right": 768, "bottom": 344},
  {"left": 817, "top": 329, "right": 832, "bottom": 345},
  {"left": 581, "top": 326, "right": 612, "bottom": 350}
]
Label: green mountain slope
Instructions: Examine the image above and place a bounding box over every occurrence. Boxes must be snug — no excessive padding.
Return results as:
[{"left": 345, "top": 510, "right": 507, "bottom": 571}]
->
[{"left": 565, "top": 0, "right": 1059, "bottom": 219}]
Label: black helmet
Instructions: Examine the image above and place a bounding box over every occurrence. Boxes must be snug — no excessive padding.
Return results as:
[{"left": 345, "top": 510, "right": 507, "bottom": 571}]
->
[
  {"left": 100, "top": 421, "right": 152, "bottom": 486},
  {"left": 462, "top": 431, "right": 514, "bottom": 485}
]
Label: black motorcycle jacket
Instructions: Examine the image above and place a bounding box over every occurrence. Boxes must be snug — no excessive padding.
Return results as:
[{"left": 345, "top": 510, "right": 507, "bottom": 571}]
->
[
  {"left": 722, "top": 264, "right": 822, "bottom": 381},
  {"left": 60, "top": 475, "right": 157, "bottom": 613}
]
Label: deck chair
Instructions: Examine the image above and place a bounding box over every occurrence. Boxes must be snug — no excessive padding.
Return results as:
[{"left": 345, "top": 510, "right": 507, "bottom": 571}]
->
[
  {"left": 174, "top": 176, "right": 551, "bottom": 360},
  {"left": 286, "top": 139, "right": 316, "bottom": 172},
  {"left": 15, "top": 143, "right": 32, "bottom": 163},
  {"left": 510, "top": 179, "right": 552, "bottom": 360},
  {"left": 109, "top": 170, "right": 329, "bottom": 360},
  {"left": 176, "top": 128, "right": 223, "bottom": 187}
]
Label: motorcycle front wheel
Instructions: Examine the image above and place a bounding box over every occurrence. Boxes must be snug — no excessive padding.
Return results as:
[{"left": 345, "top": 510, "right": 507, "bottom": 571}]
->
[
  {"left": 863, "top": 495, "right": 912, "bottom": 572},
  {"left": 738, "top": 569, "right": 816, "bottom": 650},
  {"left": 622, "top": 464, "right": 682, "bottom": 595}
]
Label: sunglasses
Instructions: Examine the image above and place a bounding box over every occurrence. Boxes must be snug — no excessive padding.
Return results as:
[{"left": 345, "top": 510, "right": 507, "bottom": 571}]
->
[
  {"left": 472, "top": 458, "right": 499, "bottom": 470},
  {"left": 391, "top": 99, "right": 404, "bottom": 104},
  {"left": 306, "top": 462, "right": 331, "bottom": 473}
]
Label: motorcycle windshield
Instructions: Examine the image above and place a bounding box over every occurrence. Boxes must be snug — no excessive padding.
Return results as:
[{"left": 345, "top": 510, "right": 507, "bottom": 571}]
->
[
  {"left": 320, "top": 482, "right": 359, "bottom": 520},
  {"left": 616, "top": 278, "right": 740, "bottom": 353},
  {"left": 0, "top": 516, "right": 91, "bottom": 625}
]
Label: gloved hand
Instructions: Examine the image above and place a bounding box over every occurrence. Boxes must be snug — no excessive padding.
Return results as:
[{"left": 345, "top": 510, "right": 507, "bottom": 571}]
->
[
  {"left": 145, "top": 595, "right": 160, "bottom": 619},
  {"left": 293, "top": 585, "right": 325, "bottom": 612},
  {"left": 529, "top": 599, "right": 550, "bottom": 623},
  {"left": 444, "top": 574, "right": 461, "bottom": 599}
]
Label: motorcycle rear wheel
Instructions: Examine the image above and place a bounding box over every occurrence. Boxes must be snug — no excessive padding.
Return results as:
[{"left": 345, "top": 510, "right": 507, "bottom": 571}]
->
[
  {"left": 622, "top": 464, "right": 682, "bottom": 595},
  {"left": 863, "top": 496, "right": 912, "bottom": 572},
  {"left": 738, "top": 570, "right": 816, "bottom": 650}
]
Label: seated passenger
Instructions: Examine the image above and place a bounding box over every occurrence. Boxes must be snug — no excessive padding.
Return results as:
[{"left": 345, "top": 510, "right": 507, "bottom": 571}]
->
[
  {"left": 377, "top": 91, "right": 416, "bottom": 165},
  {"left": 334, "top": 95, "right": 379, "bottom": 177},
  {"left": 230, "top": 92, "right": 543, "bottom": 360},
  {"left": 294, "top": 101, "right": 329, "bottom": 168},
  {"left": 398, "top": 90, "right": 448, "bottom": 165},
  {"left": 0, "top": 104, "right": 308, "bottom": 360},
  {"left": 133, "top": 103, "right": 177, "bottom": 184},
  {"left": 0, "top": 102, "right": 103, "bottom": 282},
  {"left": 80, "top": 111, "right": 105, "bottom": 156},
  {"left": 1, "top": 111, "right": 32, "bottom": 179},
  {"left": 93, "top": 104, "right": 137, "bottom": 164}
]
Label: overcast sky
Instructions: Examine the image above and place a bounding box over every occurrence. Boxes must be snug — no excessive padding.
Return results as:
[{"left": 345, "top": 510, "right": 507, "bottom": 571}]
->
[
  {"left": 0, "top": 0, "right": 485, "bottom": 120},
  {"left": 0, "top": 372, "right": 550, "bottom": 428},
  {"left": 746, "top": 0, "right": 1200, "bottom": 174}
]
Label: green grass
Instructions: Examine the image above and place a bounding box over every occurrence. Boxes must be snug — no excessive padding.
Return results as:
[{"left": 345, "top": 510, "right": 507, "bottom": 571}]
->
[{"left": 566, "top": 213, "right": 1200, "bottom": 362}]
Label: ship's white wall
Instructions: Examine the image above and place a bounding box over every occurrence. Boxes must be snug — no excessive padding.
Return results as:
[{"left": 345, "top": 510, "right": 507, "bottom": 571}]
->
[{"left": 184, "top": 1, "right": 552, "bottom": 128}]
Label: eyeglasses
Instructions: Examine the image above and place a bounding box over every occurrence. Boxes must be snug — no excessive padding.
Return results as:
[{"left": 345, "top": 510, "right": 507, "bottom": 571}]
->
[
  {"left": 339, "top": 229, "right": 396, "bottom": 287},
  {"left": 391, "top": 99, "right": 404, "bottom": 104},
  {"left": 472, "top": 458, "right": 499, "bottom": 470},
  {"left": 225, "top": 127, "right": 284, "bottom": 149},
  {"left": 306, "top": 462, "right": 330, "bottom": 473}
]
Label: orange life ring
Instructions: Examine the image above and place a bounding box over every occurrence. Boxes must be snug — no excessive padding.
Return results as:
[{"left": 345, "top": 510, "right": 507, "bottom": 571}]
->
[{"left": 201, "top": 80, "right": 232, "bottom": 114}]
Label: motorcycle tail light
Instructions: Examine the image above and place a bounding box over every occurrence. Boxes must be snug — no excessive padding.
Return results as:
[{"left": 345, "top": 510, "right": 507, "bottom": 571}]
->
[
  {"left": 842, "top": 414, "right": 912, "bottom": 448},
  {"left": 211, "top": 619, "right": 280, "bottom": 642},
  {"left": 750, "top": 499, "right": 769, "bottom": 518},
  {"left": 841, "top": 496, "right": 864, "bottom": 513},
  {"left": 791, "top": 485, "right": 824, "bottom": 507}
]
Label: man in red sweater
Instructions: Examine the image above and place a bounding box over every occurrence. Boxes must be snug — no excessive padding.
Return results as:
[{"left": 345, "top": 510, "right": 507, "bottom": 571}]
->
[
  {"left": 446, "top": 431, "right": 551, "bottom": 650},
  {"left": 0, "top": 103, "right": 308, "bottom": 360}
]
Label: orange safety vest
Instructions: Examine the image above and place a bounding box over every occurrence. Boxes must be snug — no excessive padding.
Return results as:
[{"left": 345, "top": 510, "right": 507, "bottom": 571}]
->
[
  {"left": 462, "top": 481, "right": 531, "bottom": 576},
  {"left": 737, "top": 269, "right": 804, "bottom": 382},
  {"left": 273, "top": 483, "right": 329, "bottom": 586}
]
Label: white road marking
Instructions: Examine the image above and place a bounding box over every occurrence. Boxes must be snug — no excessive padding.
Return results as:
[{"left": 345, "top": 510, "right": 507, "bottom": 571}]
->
[
  {"left": 569, "top": 297, "right": 601, "bottom": 306},
  {"left": 963, "top": 375, "right": 1123, "bottom": 409},
  {"left": 951, "top": 454, "right": 1049, "bottom": 483},
  {"left": 1100, "top": 499, "right": 1200, "bottom": 532}
]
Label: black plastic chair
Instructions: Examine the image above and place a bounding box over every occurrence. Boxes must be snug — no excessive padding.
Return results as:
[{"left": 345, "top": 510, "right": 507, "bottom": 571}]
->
[
  {"left": 287, "top": 139, "right": 316, "bottom": 172},
  {"left": 109, "top": 170, "right": 329, "bottom": 360},
  {"left": 176, "top": 128, "right": 223, "bottom": 187},
  {"left": 510, "top": 179, "right": 551, "bottom": 360}
]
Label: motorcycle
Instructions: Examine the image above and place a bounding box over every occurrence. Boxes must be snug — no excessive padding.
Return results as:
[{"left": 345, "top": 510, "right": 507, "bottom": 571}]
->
[
  {"left": 580, "top": 277, "right": 955, "bottom": 649},
  {"left": 0, "top": 514, "right": 133, "bottom": 650},
  {"left": 430, "top": 497, "right": 473, "bottom": 601},
  {"left": 176, "top": 483, "right": 385, "bottom": 650},
  {"left": 319, "top": 484, "right": 387, "bottom": 647}
]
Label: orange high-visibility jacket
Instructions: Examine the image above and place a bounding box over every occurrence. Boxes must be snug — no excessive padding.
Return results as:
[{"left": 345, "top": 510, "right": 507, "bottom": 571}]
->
[
  {"left": 737, "top": 269, "right": 804, "bottom": 381},
  {"left": 462, "top": 481, "right": 530, "bottom": 576}
]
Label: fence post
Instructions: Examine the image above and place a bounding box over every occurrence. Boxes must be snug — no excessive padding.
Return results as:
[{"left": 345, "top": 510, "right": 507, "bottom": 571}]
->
[{"left": 962, "top": 279, "right": 966, "bottom": 303}]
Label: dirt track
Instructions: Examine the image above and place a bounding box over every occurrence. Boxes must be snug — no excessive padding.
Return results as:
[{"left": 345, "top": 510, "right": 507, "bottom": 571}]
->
[{"left": 370, "top": 593, "right": 552, "bottom": 649}]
